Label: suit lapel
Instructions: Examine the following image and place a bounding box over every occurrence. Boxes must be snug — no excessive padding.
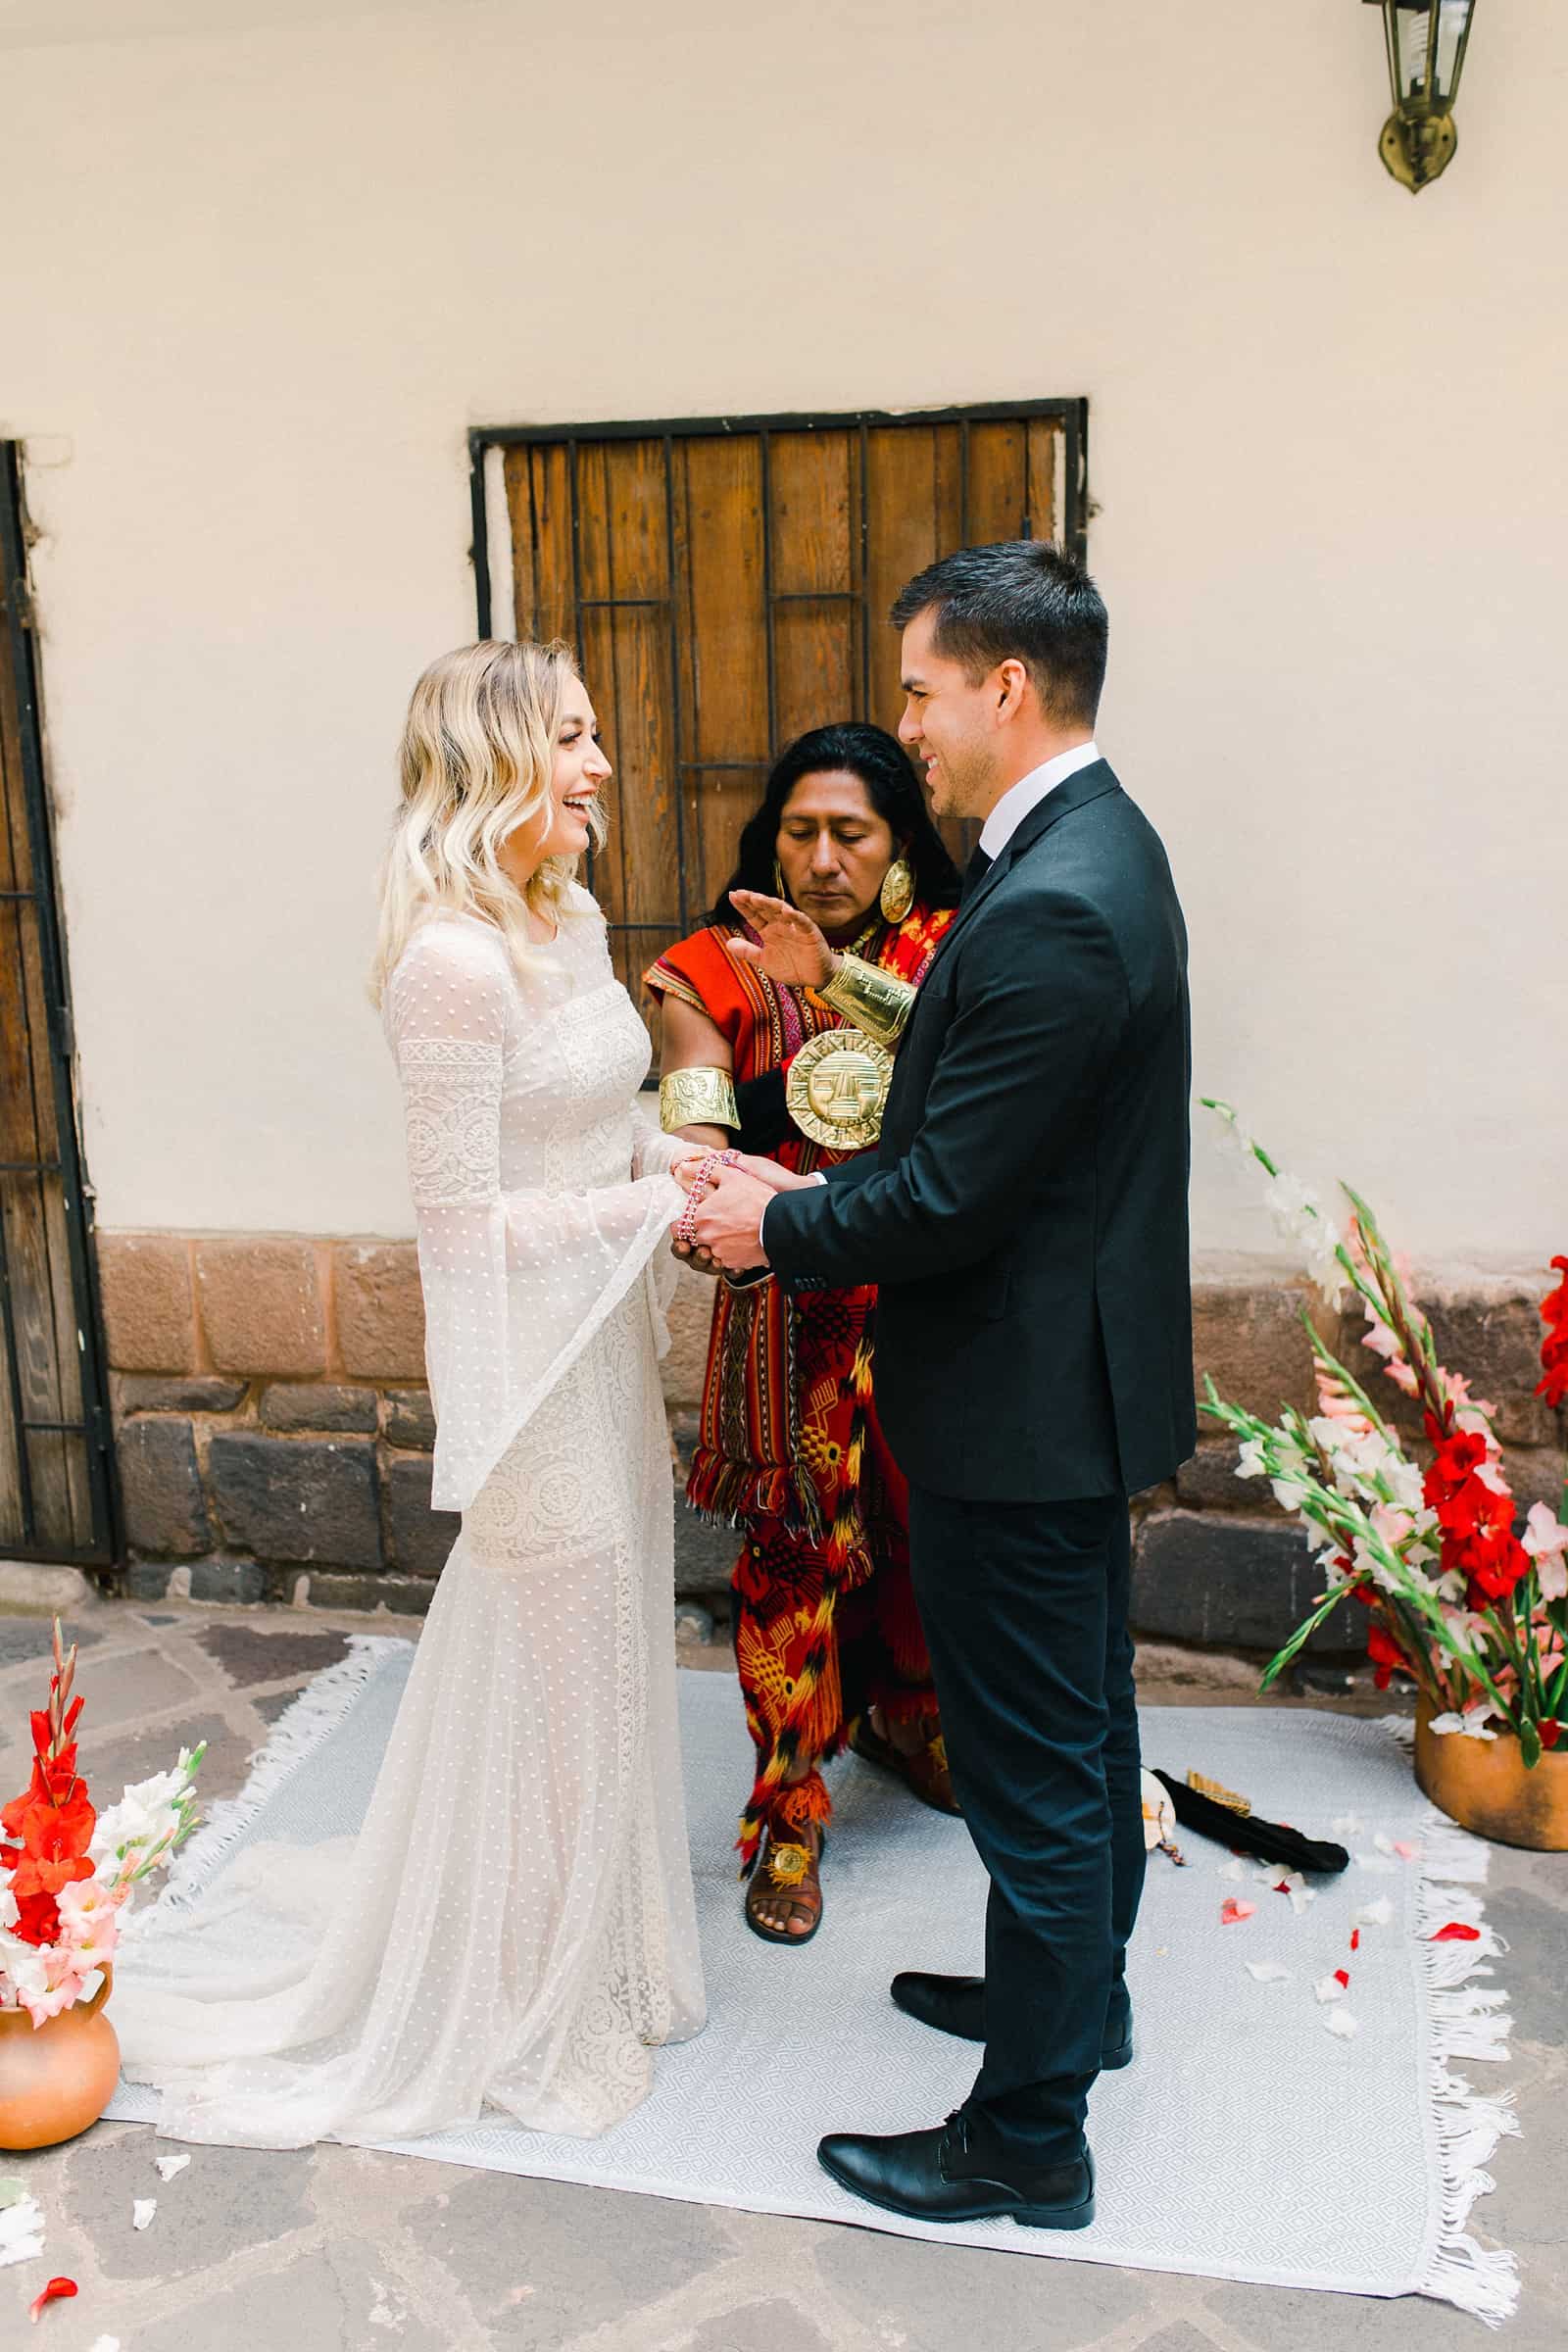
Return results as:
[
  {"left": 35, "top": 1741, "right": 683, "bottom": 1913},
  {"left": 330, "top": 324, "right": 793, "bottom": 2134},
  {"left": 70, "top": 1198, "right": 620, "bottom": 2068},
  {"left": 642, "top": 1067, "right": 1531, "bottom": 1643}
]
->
[{"left": 916, "top": 760, "right": 1122, "bottom": 987}]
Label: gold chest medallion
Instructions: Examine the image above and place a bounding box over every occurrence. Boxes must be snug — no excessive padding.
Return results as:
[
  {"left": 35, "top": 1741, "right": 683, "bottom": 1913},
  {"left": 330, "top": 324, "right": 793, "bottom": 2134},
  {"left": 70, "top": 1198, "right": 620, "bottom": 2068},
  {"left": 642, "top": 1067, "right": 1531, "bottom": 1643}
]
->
[{"left": 785, "top": 1028, "right": 894, "bottom": 1152}]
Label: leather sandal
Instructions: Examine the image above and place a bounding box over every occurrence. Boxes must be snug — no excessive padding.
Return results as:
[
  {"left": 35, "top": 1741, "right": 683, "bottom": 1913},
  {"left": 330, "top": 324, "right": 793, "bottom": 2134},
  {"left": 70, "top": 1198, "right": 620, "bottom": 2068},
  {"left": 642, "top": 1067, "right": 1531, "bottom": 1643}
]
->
[
  {"left": 851, "top": 1717, "right": 961, "bottom": 1815},
  {"left": 744, "top": 1822, "right": 826, "bottom": 1946}
]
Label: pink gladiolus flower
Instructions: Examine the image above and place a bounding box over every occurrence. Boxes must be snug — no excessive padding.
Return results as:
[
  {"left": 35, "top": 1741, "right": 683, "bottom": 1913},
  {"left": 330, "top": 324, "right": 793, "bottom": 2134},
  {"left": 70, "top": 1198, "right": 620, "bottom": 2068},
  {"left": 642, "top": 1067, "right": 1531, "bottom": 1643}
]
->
[
  {"left": 1523, "top": 1502, "right": 1568, "bottom": 1601},
  {"left": 21, "top": 1960, "right": 86, "bottom": 2028},
  {"left": 1385, "top": 1358, "right": 1421, "bottom": 1396},
  {"left": 55, "top": 1877, "right": 116, "bottom": 1935},
  {"left": 1361, "top": 1312, "right": 1402, "bottom": 1361},
  {"left": 1441, "top": 1372, "right": 1497, "bottom": 1421}
]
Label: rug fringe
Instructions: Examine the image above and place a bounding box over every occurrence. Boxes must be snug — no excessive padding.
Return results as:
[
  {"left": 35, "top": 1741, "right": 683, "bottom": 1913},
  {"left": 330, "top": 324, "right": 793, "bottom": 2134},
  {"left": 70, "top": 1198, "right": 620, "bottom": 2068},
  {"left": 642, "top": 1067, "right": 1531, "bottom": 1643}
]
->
[
  {"left": 1402, "top": 1743, "right": 1521, "bottom": 2328},
  {"left": 148, "top": 1636, "right": 410, "bottom": 1919}
]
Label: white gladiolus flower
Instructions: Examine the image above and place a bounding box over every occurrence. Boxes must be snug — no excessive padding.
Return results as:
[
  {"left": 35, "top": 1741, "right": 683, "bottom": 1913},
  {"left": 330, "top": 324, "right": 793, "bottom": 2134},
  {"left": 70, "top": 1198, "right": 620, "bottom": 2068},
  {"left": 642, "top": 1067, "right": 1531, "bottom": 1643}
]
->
[
  {"left": 1236, "top": 1437, "right": 1267, "bottom": 1480},
  {"left": 1428, "top": 1705, "right": 1499, "bottom": 1741},
  {"left": 0, "top": 1932, "right": 51, "bottom": 2006},
  {"left": 1262, "top": 1172, "right": 1322, "bottom": 1235}
]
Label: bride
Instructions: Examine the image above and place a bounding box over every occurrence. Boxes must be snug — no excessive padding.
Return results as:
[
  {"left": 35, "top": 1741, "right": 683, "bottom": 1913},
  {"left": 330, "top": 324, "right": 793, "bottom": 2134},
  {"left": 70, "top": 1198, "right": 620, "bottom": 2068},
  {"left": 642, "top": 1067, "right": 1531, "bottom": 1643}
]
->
[{"left": 115, "top": 640, "right": 706, "bottom": 2146}]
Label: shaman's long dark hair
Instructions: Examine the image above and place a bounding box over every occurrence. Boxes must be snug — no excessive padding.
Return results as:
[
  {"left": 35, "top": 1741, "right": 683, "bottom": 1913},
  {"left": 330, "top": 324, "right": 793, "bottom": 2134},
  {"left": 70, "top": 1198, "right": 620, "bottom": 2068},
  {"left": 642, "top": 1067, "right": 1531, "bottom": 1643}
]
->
[{"left": 708, "top": 721, "right": 961, "bottom": 925}]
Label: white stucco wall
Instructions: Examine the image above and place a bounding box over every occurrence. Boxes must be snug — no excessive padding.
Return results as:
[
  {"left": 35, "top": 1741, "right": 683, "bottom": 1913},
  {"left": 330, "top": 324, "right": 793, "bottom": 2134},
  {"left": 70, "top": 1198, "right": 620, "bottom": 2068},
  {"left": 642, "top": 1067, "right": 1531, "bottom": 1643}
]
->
[{"left": 2, "top": 0, "right": 1563, "bottom": 1260}]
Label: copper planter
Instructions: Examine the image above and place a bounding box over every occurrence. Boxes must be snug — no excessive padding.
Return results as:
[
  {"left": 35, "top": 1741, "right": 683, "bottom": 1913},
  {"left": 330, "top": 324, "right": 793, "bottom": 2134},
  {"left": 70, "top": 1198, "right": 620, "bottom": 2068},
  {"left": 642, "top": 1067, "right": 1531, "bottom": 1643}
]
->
[
  {"left": 1415, "top": 1701, "right": 1568, "bottom": 1851},
  {"left": 0, "top": 1964, "right": 120, "bottom": 2150}
]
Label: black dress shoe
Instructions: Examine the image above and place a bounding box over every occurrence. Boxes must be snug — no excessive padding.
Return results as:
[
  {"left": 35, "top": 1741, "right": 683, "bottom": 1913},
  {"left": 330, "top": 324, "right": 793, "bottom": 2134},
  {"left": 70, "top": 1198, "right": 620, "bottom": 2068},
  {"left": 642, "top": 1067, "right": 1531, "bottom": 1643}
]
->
[
  {"left": 818, "top": 2112, "right": 1095, "bottom": 2230},
  {"left": 890, "top": 1972, "right": 1136, "bottom": 2070}
]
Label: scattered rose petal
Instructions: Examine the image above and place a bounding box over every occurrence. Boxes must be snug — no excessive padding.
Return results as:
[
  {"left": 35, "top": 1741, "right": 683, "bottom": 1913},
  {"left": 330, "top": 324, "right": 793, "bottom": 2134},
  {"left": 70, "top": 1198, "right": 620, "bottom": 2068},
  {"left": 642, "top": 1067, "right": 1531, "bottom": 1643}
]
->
[
  {"left": 1373, "top": 1833, "right": 1395, "bottom": 1854},
  {"left": 87, "top": 2338, "right": 122, "bottom": 2352},
  {"left": 29, "top": 2278, "right": 76, "bottom": 2324},
  {"left": 1393, "top": 1840, "right": 1419, "bottom": 1860},
  {"left": 1349, "top": 1929, "right": 1361, "bottom": 1952},
  {"left": 131, "top": 2198, "right": 157, "bottom": 2230},
  {"left": 1221, "top": 1898, "right": 1256, "bottom": 1925},
  {"left": 0, "top": 2178, "right": 26, "bottom": 2209},
  {"left": 1325, "top": 2006, "right": 1359, "bottom": 2040},
  {"left": 1274, "top": 1869, "right": 1315, "bottom": 1916},
  {"left": 1355, "top": 1897, "right": 1395, "bottom": 1928},
  {"left": 1216, "top": 1857, "right": 1246, "bottom": 1881},
  {"left": 154, "top": 2153, "right": 191, "bottom": 2183},
  {"left": 1331, "top": 1813, "right": 1363, "bottom": 1838},
  {"left": 1430, "top": 1922, "right": 1482, "bottom": 1943},
  {"left": 1245, "top": 1960, "right": 1291, "bottom": 1984},
  {"left": 1315, "top": 1971, "right": 1346, "bottom": 2003}
]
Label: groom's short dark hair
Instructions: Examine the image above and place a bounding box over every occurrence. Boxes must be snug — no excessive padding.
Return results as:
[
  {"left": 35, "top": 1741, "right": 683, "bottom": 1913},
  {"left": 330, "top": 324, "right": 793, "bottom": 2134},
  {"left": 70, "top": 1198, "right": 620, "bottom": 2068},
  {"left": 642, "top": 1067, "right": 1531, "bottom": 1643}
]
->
[{"left": 891, "top": 542, "right": 1107, "bottom": 727}]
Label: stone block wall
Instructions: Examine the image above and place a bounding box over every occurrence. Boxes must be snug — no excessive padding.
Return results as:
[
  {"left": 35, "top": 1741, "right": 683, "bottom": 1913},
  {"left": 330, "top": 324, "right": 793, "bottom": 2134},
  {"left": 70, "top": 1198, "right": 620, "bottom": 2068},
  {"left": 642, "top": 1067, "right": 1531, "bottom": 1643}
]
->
[
  {"left": 99, "top": 1235, "right": 454, "bottom": 1613},
  {"left": 95, "top": 1234, "right": 1564, "bottom": 1652}
]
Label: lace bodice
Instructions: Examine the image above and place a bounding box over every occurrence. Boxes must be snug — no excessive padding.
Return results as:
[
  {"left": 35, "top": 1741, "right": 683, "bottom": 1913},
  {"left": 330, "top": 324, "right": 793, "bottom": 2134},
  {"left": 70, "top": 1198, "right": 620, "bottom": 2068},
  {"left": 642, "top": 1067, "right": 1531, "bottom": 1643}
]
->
[{"left": 385, "top": 893, "right": 685, "bottom": 1511}]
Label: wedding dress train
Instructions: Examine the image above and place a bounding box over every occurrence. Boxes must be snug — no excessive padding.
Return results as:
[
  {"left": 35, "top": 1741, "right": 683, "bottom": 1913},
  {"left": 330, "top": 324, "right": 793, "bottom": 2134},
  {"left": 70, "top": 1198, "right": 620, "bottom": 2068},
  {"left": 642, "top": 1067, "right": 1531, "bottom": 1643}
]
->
[{"left": 115, "top": 893, "right": 705, "bottom": 2145}]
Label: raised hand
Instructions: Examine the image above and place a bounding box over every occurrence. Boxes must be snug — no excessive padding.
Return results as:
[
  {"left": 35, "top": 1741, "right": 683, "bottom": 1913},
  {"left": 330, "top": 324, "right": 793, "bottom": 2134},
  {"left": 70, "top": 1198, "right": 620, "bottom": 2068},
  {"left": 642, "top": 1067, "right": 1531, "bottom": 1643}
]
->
[{"left": 727, "top": 892, "right": 839, "bottom": 991}]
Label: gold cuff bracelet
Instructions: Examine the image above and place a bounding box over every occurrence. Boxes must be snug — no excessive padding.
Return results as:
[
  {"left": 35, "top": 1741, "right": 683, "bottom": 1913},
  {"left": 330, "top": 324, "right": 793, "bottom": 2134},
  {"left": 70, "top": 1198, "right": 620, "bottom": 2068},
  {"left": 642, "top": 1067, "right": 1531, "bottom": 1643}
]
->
[
  {"left": 815, "top": 953, "right": 917, "bottom": 1049},
  {"left": 659, "top": 1065, "right": 740, "bottom": 1134}
]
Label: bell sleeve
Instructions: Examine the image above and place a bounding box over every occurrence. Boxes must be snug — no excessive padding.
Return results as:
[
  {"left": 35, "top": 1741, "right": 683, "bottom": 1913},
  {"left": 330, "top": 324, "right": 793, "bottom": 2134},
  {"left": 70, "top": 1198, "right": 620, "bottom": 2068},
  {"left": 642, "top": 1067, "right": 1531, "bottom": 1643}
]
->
[{"left": 387, "top": 922, "right": 683, "bottom": 1513}]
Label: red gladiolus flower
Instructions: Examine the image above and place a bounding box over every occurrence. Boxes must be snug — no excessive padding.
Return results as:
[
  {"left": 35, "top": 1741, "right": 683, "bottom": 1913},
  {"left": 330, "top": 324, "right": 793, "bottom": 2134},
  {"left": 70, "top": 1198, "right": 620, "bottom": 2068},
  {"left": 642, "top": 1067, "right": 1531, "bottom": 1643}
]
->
[
  {"left": 1365, "top": 1620, "right": 1411, "bottom": 1690},
  {"left": 1464, "top": 1526, "right": 1532, "bottom": 1607},
  {"left": 1422, "top": 1427, "right": 1530, "bottom": 1606},
  {"left": 1538, "top": 1256, "right": 1568, "bottom": 1409},
  {"left": 3, "top": 1778, "right": 96, "bottom": 1903},
  {"left": 1541, "top": 1720, "right": 1561, "bottom": 1750},
  {"left": 12, "top": 1889, "right": 62, "bottom": 1945}
]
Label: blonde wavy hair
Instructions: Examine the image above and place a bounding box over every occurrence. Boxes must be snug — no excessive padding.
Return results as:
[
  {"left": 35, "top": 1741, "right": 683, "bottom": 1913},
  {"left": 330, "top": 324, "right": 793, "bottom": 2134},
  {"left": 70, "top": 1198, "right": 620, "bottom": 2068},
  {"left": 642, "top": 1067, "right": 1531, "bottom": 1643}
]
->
[{"left": 370, "top": 638, "right": 606, "bottom": 1004}]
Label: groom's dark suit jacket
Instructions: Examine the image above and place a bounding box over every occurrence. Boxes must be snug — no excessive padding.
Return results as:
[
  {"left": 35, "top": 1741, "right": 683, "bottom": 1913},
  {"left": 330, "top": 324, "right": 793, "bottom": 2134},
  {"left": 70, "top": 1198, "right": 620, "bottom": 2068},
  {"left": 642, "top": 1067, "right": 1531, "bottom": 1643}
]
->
[{"left": 763, "top": 760, "right": 1195, "bottom": 1501}]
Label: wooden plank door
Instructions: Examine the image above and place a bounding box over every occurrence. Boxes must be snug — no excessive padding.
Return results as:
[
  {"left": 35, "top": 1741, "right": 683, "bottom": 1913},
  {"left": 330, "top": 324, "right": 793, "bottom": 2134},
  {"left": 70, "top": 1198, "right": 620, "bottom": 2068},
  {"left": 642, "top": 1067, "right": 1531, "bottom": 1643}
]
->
[
  {"left": 489, "top": 402, "right": 1085, "bottom": 1040},
  {"left": 0, "top": 447, "right": 116, "bottom": 1562}
]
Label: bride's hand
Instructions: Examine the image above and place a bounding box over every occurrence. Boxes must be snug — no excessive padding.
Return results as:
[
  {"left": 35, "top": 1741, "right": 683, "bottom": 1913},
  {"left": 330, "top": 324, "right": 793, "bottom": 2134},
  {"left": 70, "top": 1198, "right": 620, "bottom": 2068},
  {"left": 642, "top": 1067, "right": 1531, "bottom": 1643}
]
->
[
  {"left": 727, "top": 892, "right": 839, "bottom": 991},
  {"left": 724, "top": 1152, "right": 813, "bottom": 1195},
  {"left": 670, "top": 1152, "right": 711, "bottom": 1193}
]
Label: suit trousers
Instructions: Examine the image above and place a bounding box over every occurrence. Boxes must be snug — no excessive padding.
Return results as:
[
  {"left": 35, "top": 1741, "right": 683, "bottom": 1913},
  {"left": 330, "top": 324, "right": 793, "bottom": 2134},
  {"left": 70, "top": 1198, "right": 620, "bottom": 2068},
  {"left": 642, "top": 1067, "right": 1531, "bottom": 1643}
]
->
[{"left": 905, "top": 1485, "right": 1145, "bottom": 2166}]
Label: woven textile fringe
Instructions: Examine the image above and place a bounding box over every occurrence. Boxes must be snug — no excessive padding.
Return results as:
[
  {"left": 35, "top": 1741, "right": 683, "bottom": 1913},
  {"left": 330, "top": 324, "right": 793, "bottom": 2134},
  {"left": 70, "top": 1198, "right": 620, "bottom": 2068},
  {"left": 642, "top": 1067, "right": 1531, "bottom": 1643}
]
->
[
  {"left": 1396, "top": 1757, "right": 1521, "bottom": 2326},
  {"left": 145, "top": 1637, "right": 407, "bottom": 1921}
]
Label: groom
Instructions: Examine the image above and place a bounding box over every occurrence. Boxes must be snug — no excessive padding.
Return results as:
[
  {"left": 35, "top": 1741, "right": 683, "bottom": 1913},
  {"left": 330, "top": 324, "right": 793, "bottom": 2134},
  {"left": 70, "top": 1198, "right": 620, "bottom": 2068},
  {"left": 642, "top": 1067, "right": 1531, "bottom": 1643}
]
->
[{"left": 686, "top": 540, "right": 1194, "bottom": 2230}]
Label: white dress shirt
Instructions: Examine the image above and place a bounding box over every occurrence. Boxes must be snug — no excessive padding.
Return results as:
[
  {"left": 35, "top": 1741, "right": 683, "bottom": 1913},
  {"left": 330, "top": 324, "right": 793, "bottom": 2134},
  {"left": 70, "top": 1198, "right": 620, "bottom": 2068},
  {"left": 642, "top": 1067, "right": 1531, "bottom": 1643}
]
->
[{"left": 978, "top": 739, "right": 1101, "bottom": 860}]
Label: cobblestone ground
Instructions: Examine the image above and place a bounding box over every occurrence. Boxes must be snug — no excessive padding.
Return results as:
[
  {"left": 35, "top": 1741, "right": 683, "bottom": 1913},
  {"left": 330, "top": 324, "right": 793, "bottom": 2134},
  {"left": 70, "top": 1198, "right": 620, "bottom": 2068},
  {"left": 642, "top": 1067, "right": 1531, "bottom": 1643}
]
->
[{"left": 1, "top": 1597, "right": 1562, "bottom": 2352}]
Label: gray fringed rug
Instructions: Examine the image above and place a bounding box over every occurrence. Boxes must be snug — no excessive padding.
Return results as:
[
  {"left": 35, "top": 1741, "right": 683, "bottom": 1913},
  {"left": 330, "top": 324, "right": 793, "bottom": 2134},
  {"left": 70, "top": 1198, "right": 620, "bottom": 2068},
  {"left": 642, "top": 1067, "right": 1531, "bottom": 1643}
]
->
[{"left": 106, "top": 1638, "right": 1519, "bottom": 2323}]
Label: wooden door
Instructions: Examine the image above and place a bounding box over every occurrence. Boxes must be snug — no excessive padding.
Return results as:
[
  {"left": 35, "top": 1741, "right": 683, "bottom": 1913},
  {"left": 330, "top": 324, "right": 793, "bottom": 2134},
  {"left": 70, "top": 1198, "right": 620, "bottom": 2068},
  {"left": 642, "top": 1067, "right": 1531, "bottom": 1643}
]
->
[
  {"left": 0, "top": 446, "right": 115, "bottom": 1561},
  {"left": 482, "top": 402, "right": 1085, "bottom": 1037}
]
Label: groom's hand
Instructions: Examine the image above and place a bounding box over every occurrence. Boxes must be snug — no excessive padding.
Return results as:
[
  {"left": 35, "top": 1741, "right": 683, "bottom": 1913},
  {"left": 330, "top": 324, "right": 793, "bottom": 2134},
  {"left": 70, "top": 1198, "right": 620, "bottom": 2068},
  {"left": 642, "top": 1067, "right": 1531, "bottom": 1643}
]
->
[{"left": 688, "top": 1163, "right": 774, "bottom": 1272}]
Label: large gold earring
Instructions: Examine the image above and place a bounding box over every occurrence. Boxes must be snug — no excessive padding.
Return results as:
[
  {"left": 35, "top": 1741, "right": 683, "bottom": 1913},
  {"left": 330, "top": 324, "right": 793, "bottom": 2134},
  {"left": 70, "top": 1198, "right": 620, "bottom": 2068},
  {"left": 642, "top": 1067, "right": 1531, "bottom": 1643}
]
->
[
  {"left": 880, "top": 856, "right": 914, "bottom": 925},
  {"left": 772, "top": 858, "right": 791, "bottom": 905}
]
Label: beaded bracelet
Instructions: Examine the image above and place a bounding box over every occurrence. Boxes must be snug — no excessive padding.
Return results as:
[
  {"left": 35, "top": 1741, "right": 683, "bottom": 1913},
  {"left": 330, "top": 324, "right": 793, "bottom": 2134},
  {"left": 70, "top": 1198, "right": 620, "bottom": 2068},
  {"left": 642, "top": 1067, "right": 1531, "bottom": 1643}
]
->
[{"left": 674, "top": 1149, "right": 741, "bottom": 1248}]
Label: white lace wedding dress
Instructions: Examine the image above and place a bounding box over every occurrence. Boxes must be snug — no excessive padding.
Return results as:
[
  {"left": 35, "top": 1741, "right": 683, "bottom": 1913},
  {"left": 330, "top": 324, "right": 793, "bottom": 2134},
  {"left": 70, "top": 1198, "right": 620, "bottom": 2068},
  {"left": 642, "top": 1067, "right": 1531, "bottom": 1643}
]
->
[{"left": 115, "top": 890, "right": 706, "bottom": 2146}]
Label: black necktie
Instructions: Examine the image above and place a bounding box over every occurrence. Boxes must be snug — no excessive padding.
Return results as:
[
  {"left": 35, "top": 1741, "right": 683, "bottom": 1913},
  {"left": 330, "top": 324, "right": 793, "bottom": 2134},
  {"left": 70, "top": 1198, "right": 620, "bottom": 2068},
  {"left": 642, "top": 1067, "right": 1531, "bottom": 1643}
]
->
[{"left": 959, "top": 844, "right": 993, "bottom": 906}]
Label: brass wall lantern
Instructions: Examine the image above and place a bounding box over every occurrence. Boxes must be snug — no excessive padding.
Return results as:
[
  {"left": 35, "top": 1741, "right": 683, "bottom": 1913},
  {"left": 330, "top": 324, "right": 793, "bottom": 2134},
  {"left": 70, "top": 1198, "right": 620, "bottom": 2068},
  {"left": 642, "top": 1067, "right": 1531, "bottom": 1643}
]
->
[{"left": 1365, "top": 1, "right": 1479, "bottom": 192}]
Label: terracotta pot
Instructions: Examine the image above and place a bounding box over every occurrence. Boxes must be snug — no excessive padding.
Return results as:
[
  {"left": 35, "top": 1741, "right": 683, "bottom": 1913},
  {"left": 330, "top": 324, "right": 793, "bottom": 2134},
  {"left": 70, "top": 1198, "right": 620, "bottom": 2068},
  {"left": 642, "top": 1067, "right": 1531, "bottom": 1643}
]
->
[
  {"left": 1414, "top": 1700, "right": 1568, "bottom": 1851},
  {"left": 0, "top": 1964, "right": 120, "bottom": 2150}
]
